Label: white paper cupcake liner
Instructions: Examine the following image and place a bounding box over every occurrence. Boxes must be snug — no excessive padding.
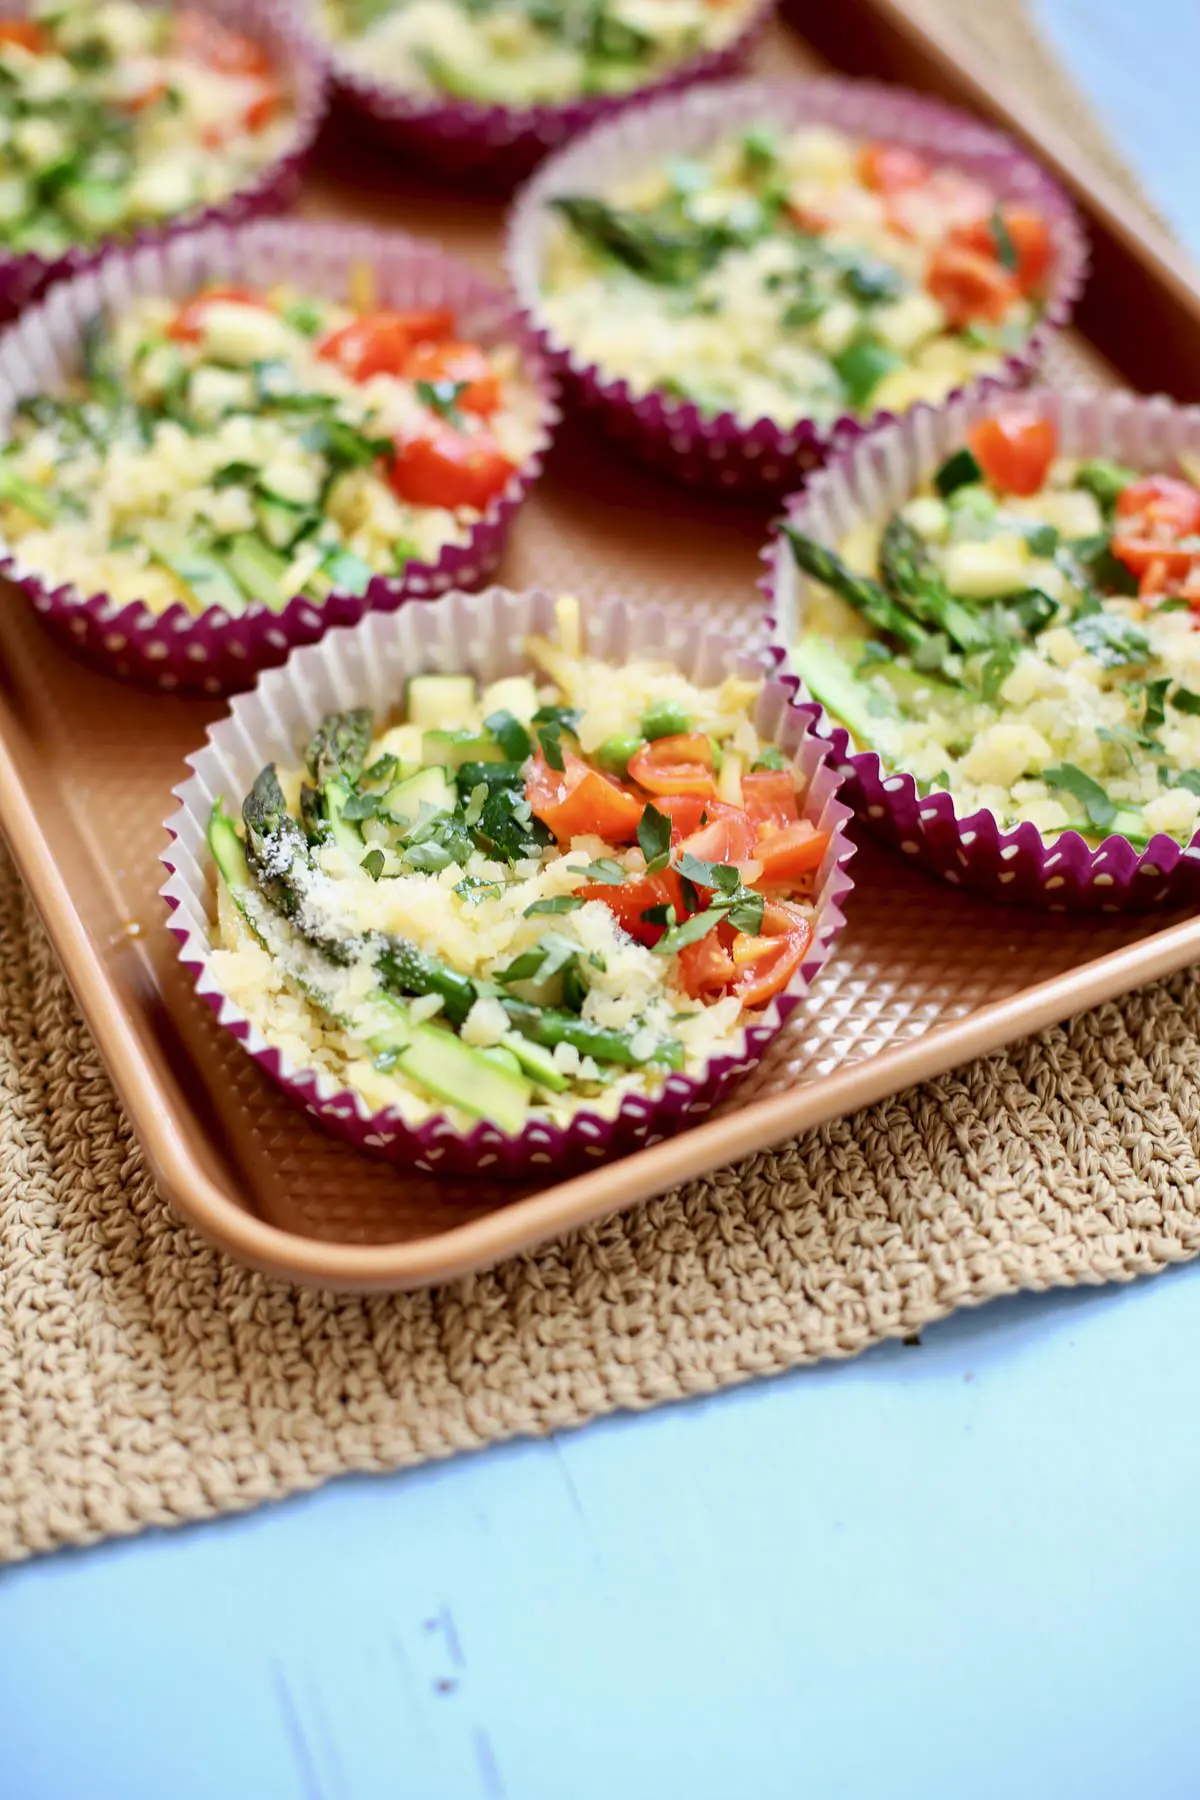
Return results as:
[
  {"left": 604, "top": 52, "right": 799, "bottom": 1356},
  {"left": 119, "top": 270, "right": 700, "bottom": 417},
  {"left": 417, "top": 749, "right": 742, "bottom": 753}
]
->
[
  {"left": 763, "top": 386, "right": 1200, "bottom": 911},
  {"left": 161, "top": 586, "right": 855, "bottom": 1176},
  {"left": 507, "top": 75, "right": 1088, "bottom": 495},
  {"left": 0, "top": 217, "right": 560, "bottom": 695},
  {"left": 0, "top": 0, "right": 329, "bottom": 320}
]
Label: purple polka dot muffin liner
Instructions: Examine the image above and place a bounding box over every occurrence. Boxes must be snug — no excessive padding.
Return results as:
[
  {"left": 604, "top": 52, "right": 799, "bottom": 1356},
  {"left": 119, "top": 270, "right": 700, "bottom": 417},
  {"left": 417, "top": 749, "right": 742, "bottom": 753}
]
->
[
  {"left": 507, "top": 76, "right": 1088, "bottom": 497},
  {"left": 294, "top": 0, "right": 775, "bottom": 188},
  {"left": 161, "top": 586, "right": 855, "bottom": 1177},
  {"left": 0, "top": 218, "right": 561, "bottom": 696},
  {"left": 763, "top": 386, "right": 1200, "bottom": 912},
  {"left": 0, "top": 0, "right": 329, "bottom": 321}
]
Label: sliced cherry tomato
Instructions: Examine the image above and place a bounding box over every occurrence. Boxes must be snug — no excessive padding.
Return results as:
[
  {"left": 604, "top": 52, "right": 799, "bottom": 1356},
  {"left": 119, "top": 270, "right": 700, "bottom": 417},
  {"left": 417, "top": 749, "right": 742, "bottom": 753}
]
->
[
  {"left": 886, "top": 167, "right": 993, "bottom": 241},
  {"left": 741, "top": 770, "right": 800, "bottom": 834},
  {"left": 678, "top": 810, "right": 758, "bottom": 868},
  {"left": 858, "top": 142, "right": 930, "bottom": 195},
  {"left": 404, "top": 340, "right": 500, "bottom": 416},
  {"left": 948, "top": 206, "right": 1052, "bottom": 296},
  {"left": 576, "top": 868, "right": 690, "bottom": 948},
  {"left": 967, "top": 410, "right": 1057, "bottom": 497},
  {"left": 785, "top": 198, "right": 834, "bottom": 236},
  {"left": 1112, "top": 476, "right": 1200, "bottom": 580},
  {"left": 243, "top": 81, "right": 282, "bottom": 133},
  {"left": 677, "top": 928, "right": 737, "bottom": 999},
  {"left": 730, "top": 901, "right": 814, "bottom": 1008},
  {"left": 173, "top": 8, "right": 272, "bottom": 76},
  {"left": 121, "top": 77, "right": 169, "bottom": 114},
  {"left": 526, "top": 750, "right": 645, "bottom": 845},
  {"left": 627, "top": 734, "right": 717, "bottom": 799},
  {"left": 386, "top": 424, "right": 515, "bottom": 512},
  {"left": 927, "top": 243, "right": 1020, "bottom": 327},
  {"left": 316, "top": 308, "right": 453, "bottom": 383},
  {"left": 0, "top": 20, "right": 47, "bottom": 50},
  {"left": 647, "top": 795, "right": 745, "bottom": 840},
  {"left": 167, "top": 288, "right": 273, "bottom": 342},
  {"left": 752, "top": 821, "right": 829, "bottom": 884}
]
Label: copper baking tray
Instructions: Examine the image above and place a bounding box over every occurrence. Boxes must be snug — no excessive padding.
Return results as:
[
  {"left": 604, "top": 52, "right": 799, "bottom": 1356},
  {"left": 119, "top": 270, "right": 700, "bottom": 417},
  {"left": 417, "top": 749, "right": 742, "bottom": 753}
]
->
[{"left": 2, "top": 0, "right": 1199, "bottom": 1291}]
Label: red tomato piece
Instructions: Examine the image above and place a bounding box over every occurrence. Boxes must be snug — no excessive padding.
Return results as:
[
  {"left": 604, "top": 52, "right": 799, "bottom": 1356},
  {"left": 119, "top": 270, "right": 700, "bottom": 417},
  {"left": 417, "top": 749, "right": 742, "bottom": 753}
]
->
[
  {"left": 243, "top": 81, "right": 282, "bottom": 133},
  {"left": 576, "top": 869, "right": 691, "bottom": 948},
  {"left": 678, "top": 810, "right": 758, "bottom": 868},
  {"left": 967, "top": 410, "right": 1058, "bottom": 497},
  {"left": 948, "top": 206, "right": 1053, "bottom": 297},
  {"left": 741, "top": 770, "right": 800, "bottom": 834},
  {"left": 886, "top": 167, "right": 992, "bottom": 241},
  {"left": 627, "top": 734, "right": 717, "bottom": 799},
  {"left": 173, "top": 8, "right": 272, "bottom": 76},
  {"left": 167, "top": 288, "right": 273, "bottom": 342},
  {"left": 386, "top": 425, "right": 515, "bottom": 512},
  {"left": 730, "top": 901, "right": 814, "bottom": 1008},
  {"left": 0, "top": 20, "right": 47, "bottom": 50},
  {"left": 858, "top": 142, "right": 930, "bottom": 195},
  {"left": 927, "top": 244, "right": 1020, "bottom": 327},
  {"left": 404, "top": 340, "right": 500, "bottom": 416},
  {"left": 753, "top": 821, "right": 829, "bottom": 884},
  {"left": 1112, "top": 477, "right": 1200, "bottom": 580},
  {"left": 316, "top": 308, "right": 453, "bottom": 383},
  {"left": 526, "top": 750, "right": 645, "bottom": 845},
  {"left": 677, "top": 929, "right": 737, "bottom": 999}
]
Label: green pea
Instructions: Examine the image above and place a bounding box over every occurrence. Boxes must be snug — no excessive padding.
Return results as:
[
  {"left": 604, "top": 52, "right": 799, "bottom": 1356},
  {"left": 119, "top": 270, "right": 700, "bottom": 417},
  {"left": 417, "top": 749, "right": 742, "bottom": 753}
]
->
[
  {"left": 596, "top": 733, "right": 646, "bottom": 775},
  {"left": 752, "top": 746, "right": 787, "bottom": 772},
  {"left": 641, "top": 701, "right": 691, "bottom": 740}
]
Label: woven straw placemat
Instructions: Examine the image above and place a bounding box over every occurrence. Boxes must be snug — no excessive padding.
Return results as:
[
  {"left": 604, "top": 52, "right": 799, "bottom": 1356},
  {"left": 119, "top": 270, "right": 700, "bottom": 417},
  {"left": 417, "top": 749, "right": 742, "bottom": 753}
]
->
[{"left": 3, "top": 2, "right": 1199, "bottom": 1565}]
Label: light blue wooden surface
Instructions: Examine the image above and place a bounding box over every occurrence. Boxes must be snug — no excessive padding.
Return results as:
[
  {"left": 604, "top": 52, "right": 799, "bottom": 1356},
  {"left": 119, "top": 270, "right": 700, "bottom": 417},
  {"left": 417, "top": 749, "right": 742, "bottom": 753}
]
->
[{"left": 4, "top": 7, "right": 1200, "bottom": 1796}]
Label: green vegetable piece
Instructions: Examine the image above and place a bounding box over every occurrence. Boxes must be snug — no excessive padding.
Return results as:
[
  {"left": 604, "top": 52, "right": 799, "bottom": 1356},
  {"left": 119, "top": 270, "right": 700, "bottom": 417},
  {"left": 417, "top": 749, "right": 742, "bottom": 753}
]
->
[
  {"left": 990, "top": 208, "right": 1017, "bottom": 272},
  {"left": 641, "top": 700, "right": 691, "bottom": 740},
  {"left": 305, "top": 708, "right": 373, "bottom": 788},
  {"left": 484, "top": 709, "right": 533, "bottom": 763},
  {"left": 1043, "top": 764, "right": 1118, "bottom": 831},
  {"left": 524, "top": 896, "right": 584, "bottom": 917},
  {"left": 741, "top": 123, "right": 780, "bottom": 174},
  {"left": 833, "top": 336, "right": 903, "bottom": 410},
  {"left": 0, "top": 464, "right": 57, "bottom": 524},
  {"left": 785, "top": 525, "right": 935, "bottom": 659},
  {"left": 1074, "top": 459, "right": 1139, "bottom": 510},
  {"left": 1173, "top": 687, "right": 1200, "bottom": 716},
  {"left": 879, "top": 515, "right": 993, "bottom": 653},
  {"left": 934, "top": 447, "right": 984, "bottom": 498},
  {"left": 752, "top": 747, "right": 788, "bottom": 772},
  {"left": 1068, "top": 605, "right": 1151, "bottom": 669},
  {"left": 637, "top": 802, "right": 671, "bottom": 871},
  {"left": 500, "top": 1000, "right": 684, "bottom": 1070},
  {"left": 595, "top": 733, "right": 645, "bottom": 775},
  {"left": 791, "top": 636, "right": 895, "bottom": 746}
]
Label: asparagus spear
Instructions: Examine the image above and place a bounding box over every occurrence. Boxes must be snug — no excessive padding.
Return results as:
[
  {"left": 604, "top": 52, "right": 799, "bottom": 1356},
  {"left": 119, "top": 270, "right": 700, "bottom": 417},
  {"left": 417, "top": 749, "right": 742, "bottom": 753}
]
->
[
  {"left": 304, "top": 707, "right": 373, "bottom": 788},
  {"left": 550, "top": 196, "right": 742, "bottom": 286},
  {"left": 241, "top": 765, "right": 478, "bottom": 1023},
  {"left": 783, "top": 525, "right": 934, "bottom": 658},
  {"left": 879, "top": 515, "right": 993, "bottom": 653},
  {"left": 500, "top": 1000, "right": 684, "bottom": 1071}
]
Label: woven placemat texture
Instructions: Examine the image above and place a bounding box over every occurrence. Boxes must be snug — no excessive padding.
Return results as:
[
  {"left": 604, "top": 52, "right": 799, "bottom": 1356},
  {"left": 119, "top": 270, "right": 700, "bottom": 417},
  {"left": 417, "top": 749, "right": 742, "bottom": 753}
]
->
[{"left": 3, "top": 3, "right": 1199, "bottom": 1564}]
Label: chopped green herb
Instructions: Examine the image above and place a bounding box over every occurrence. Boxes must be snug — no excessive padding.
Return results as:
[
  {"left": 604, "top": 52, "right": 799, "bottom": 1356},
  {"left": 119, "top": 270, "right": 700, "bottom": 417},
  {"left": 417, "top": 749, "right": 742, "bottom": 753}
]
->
[
  {"left": 360, "top": 848, "right": 385, "bottom": 881},
  {"left": 990, "top": 208, "right": 1017, "bottom": 272},
  {"left": 484, "top": 709, "right": 533, "bottom": 762},
  {"left": 1174, "top": 686, "right": 1200, "bottom": 716},
  {"left": 524, "top": 896, "right": 584, "bottom": 917},
  {"left": 637, "top": 803, "right": 671, "bottom": 871},
  {"left": 567, "top": 857, "right": 628, "bottom": 885},
  {"left": 1043, "top": 764, "right": 1117, "bottom": 830}
]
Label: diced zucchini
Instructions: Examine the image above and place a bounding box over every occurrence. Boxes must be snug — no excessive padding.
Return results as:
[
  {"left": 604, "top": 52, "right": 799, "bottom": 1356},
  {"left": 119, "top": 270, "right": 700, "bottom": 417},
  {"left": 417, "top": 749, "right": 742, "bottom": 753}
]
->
[
  {"left": 940, "top": 536, "right": 1031, "bottom": 599},
  {"left": 255, "top": 492, "right": 310, "bottom": 553},
  {"left": 899, "top": 496, "right": 950, "bottom": 543},
  {"left": 323, "top": 778, "right": 363, "bottom": 859},
  {"left": 59, "top": 179, "right": 127, "bottom": 237},
  {"left": 421, "top": 728, "right": 505, "bottom": 770},
  {"left": 501, "top": 1034, "right": 569, "bottom": 1093},
  {"left": 383, "top": 766, "right": 455, "bottom": 825},
  {"left": 792, "top": 636, "right": 893, "bottom": 747},
  {"left": 373, "top": 1016, "right": 531, "bottom": 1134},
  {"left": 406, "top": 672, "right": 477, "bottom": 729},
  {"left": 155, "top": 545, "right": 246, "bottom": 615},
  {"left": 479, "top": 675, "right": 540, "bottom": 725},
  {"left": 220, "top": 534, "right": 291, "bottom": 610},
  {"left": 934, "top": 447, "right": 984, "bottom": 497},
  {"left": 0, "top": 174, "right": 31, "bottom": 228},
  {"left": 0, "top": 465, "right": 56, "bottom": 524}
]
